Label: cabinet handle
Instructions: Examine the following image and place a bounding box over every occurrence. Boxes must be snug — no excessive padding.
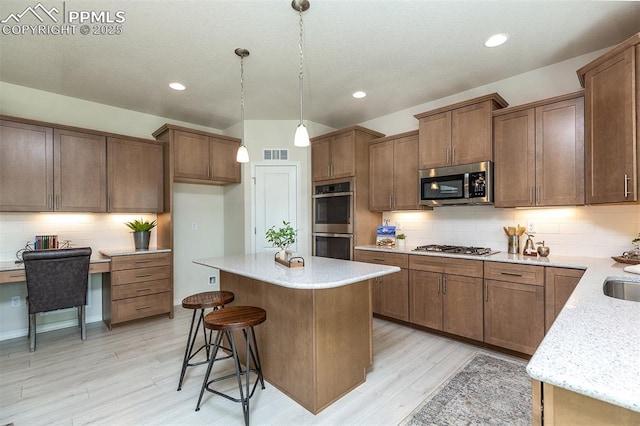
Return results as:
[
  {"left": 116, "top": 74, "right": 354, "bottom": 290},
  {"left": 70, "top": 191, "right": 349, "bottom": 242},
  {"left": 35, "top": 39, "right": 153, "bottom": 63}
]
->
[
  {"left": 536, "top": 186, "right": 540, "bottom": 204},
  {"left": 207, "top": 165, "right": 211, "bottom": 178},
  {"left": 47, "top": 194, "right": 53, "bottom": 210},
  {"left": 437, "top": 277, "right": 441, "bottom": 294},
  {"left": 108, "top": 196, "right": 112, "bottom": 211},
  {"left": 446, "top": 148, "right": 450, "bottom": 164},
  {"left": 529, "top": 187, "right": 533, "bottom": 205},
  {"left": 500, "top": 271, "right": 523, "bottom": 277},
  {"left": 136, "top": 288, "right": 152, "bottom": 292},
  {"left": 624, "top": 174, "right": 631, "bottom": 198},
  {"left": 9, "top": 274, "right": 24, "bottom": 278},
  {"left": 485, "top": 282, "right": 489, "bottom": 302},
  {"left": 135, "top": 306, "right": 152, "bottom": 311},
  {"left": 135, "top": 260, "right": 153, "bottom": 264},
  {"left": 452, "top": 147, "right": 456, "bottom": 163},
  {"left": 136, "top": 273, "right": 153, "bottom": 278},
  {"left": 372, "top": 258, "right": 386, "bottom": 263},
  {"left": 442, "top": 275, "right": 447, "bottom": 294}
]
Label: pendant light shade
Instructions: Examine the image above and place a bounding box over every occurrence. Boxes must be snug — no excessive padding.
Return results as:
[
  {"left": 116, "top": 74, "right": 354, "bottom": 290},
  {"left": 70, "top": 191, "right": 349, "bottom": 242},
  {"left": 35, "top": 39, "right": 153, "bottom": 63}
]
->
[
  {"left": 292, "top": 0, "right": 310, "bottom": 147},
  {"left": 235, "top": 48, "right": 250, "bottom": 163}
]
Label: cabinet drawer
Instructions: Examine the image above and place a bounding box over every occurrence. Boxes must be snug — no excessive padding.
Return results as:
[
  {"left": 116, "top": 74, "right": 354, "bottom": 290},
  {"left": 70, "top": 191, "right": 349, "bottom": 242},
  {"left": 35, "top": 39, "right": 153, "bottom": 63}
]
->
[
  {"left": 110, "top": 253, "right": 171, "bottom": 271},
  {"left": 111, "top": 292, "right": 171, "bottom": 323},
  {"left": 354, "top": 250, "right": 408, "bottom": 269},
  {"left": 112, "top": 265, "right": 170, "bottom": 285},
  {"left": 484, "top": 261, "right": 544, "bottom": 286},
  {"left": 112, "top": 279, "right": 171, "bottom": 300},
  {"left": 409, "top": 255, "right": 483, "bottom": 278}
]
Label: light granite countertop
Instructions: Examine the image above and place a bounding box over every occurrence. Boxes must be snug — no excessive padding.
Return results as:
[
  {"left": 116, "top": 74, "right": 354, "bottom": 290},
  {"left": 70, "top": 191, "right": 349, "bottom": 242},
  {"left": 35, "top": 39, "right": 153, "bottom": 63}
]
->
[
  {"left": 194, "top": 253, "right": 400, "bottom": 290},
  {"left": 356, "top": 244, "right": 640, "bottom": 413}
]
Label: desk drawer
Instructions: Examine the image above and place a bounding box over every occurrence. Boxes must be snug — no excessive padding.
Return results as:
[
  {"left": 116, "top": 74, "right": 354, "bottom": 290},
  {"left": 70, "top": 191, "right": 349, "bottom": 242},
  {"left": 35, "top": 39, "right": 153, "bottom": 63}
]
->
[
  {"left": 112, "top": 279, "right": 171, "bottom": 300},
  {"left": 112, "top": 266, "right": 170, "bottom": 285},
  {"left": 0, "top": 269, "right": 26, "bottom": 283},
  {"left": 111, "top": 292, "right": 171, "bottom": 323},
  {"left": 110, "top": 253, "right": 171, "bottom": 271}
]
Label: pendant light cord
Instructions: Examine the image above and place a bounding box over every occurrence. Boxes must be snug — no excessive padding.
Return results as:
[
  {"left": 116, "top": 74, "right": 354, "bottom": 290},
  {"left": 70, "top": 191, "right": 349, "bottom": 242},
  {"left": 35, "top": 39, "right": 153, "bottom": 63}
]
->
[{"left": 298, "top": 4, "right": 305, "bottom": 126}]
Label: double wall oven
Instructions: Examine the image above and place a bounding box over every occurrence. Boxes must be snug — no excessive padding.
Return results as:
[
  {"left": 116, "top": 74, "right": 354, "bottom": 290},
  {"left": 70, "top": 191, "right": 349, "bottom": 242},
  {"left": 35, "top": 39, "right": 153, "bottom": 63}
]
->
[{"left": 312, "top": 180, "right": 354, "bottom": 260}]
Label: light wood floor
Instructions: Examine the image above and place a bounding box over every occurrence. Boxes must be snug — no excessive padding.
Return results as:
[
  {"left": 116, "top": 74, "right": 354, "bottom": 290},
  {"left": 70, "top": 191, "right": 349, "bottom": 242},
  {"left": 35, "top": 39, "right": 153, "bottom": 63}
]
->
[{"left": 0, "top": 307, "right": 497, "bottom": 425}]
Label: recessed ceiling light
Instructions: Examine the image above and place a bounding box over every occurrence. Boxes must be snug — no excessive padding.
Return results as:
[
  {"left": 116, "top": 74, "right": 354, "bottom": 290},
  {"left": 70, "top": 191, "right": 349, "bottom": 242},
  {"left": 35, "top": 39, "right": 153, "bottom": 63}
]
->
[
  {"left": 352, "top": 91, "right": 367, "bottom": 99},
  {"left": 169, "top": 82, "right": 186, "bottom": 91},
  {"left": 484, "top": 33, "right": 509, "bottom": 48}
]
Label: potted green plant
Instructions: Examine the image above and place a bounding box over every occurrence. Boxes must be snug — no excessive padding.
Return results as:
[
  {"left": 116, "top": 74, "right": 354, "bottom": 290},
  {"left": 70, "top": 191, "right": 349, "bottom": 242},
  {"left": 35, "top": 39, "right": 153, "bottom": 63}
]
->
[
  {"left": 396, "top": 233, "right": 406, "bottom": 247},
  {"left": 125, "top": 218, "right": 157, "bottom": 250},
  {"left": 266, "top": 221, "right": 297, "bottom": 260}
]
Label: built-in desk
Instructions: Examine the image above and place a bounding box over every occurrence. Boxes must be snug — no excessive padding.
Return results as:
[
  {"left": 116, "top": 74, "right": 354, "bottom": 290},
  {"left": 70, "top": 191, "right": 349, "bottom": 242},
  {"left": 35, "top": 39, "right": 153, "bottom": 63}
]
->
[{"left": 0, "top": 258, "right": 111, "bottom": 284}]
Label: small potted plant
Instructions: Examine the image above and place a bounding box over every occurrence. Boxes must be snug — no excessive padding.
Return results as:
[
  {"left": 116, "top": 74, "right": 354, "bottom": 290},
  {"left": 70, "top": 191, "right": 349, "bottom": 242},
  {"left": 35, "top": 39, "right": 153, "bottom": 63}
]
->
[
  {"left": 396, "top": 233, "right": 407, "bottom": 248},
  {"left": 125, "top": 218, "right": 157, "bottom": 250},
  {"left": 266, "top": 221, "right": 297, "bottom": 260}
]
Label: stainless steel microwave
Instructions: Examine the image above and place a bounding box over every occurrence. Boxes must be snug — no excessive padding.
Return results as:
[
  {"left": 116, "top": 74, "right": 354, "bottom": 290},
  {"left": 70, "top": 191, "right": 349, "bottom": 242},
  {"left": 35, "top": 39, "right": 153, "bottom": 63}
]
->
[{"left": 419, "top": 161, "right": 493, "bottom": 206}]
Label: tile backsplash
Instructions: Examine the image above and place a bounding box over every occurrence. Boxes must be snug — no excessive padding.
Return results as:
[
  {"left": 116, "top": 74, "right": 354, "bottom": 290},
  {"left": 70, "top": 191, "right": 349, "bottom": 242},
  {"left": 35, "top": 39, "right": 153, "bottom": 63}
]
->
[
  {"left": 385, "top": 204, "right": 640, "bottom": 258},
  {"left": 0, "top": 213, "right": 158, "bottom": 262}
]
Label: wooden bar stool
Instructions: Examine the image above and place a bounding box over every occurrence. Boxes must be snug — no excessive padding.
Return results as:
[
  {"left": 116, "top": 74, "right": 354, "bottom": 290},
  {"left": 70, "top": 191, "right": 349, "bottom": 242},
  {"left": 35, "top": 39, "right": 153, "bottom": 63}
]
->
[
  {"left": 196, "top": 306, "right": 266, "bottom": 426},
  {"left": 177, "top": 291, "right": 235, "bottom": 391}
]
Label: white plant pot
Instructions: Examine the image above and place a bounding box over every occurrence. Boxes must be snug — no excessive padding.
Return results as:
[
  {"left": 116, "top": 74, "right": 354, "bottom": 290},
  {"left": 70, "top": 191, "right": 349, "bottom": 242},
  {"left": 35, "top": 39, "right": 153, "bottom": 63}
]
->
[
  {"left": 278, "top": 249, "right": 288, "bottom": 260},
  {"left": 397, "top": 239, "right": 406, "bottom": 248}
]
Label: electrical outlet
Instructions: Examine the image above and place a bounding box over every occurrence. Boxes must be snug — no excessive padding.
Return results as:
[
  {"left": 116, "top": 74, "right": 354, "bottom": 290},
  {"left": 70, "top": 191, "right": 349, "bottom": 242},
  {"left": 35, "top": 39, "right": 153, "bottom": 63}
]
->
[
  {"left": 10, "top": 296, "right": 20, "bottom": 307},
  {"left": 208, "top": 276, "right": 216, "bottom": 285},
  {"left": 527, "top": 221, "right": 536, "bottom": 233},
  {"left": 191, "top": 222, "right": 198, "bottom": 231}
]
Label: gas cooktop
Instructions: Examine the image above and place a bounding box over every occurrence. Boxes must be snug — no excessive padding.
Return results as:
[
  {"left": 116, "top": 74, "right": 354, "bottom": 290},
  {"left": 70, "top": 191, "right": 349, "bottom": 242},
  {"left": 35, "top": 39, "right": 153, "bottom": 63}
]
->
[{"left": 413, "top": 244, "right": 497, "bottom": 256}]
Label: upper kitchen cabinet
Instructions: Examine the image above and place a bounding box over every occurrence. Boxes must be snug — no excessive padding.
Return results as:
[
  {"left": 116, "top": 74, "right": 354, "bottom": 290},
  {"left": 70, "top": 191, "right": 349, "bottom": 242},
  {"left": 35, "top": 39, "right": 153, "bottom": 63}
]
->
[
  {"left": 0, "top": 118, "right": 107, "bottom": 212},
  {"left": 107, "top": 137, "right": 164, "bottom": 213},
  {"left": 152, "top": 124, "right": 240, "bottom": 185},
  {"left": 414, "top": 93, "right": 508, "bottom": 169},
  {"left": 493, "top": 92, "right": 585, "bottom": 208},
  {"left": 0, "top": 119, "right": 53, "bottom": 211},
  {"left": 369, "top": 130, "right": 421, "bottom": 211},
  {"left": 577, "top": 32, "right": 640, "bottom": 204},
  {"left": 311, "top": 126, "right": 384, "bottom": 181}
]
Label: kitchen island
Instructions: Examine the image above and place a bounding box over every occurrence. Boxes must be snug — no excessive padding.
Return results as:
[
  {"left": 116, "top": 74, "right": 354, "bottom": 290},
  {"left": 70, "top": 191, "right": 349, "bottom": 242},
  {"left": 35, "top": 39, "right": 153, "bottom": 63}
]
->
[{"left": 193, "top": 253, "right": 400, "bottom": 414}]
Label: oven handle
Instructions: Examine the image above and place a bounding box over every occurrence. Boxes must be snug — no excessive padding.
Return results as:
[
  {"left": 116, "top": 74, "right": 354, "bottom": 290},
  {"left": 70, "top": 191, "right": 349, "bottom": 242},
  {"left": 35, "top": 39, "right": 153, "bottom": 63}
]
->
[
  {"left": 313, "top": 233, "right": 353, "bottom": 238},
  {"left": 313, "top": 191, "right": 353, "bottom": 199}
]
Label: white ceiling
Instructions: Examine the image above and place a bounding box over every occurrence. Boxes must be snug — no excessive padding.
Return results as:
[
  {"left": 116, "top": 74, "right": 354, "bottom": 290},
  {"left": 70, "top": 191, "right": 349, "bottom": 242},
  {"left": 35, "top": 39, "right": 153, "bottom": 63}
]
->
[{"left": 0, "top": 1, "right": 638, "bottom": 131}]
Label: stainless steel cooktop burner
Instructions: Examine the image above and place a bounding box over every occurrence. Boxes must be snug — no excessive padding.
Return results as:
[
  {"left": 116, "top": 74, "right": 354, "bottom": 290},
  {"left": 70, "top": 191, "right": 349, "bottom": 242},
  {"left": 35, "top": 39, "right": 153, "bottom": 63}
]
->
[{"left": 413, "top": 244, "right": 497, "bottom": 256}]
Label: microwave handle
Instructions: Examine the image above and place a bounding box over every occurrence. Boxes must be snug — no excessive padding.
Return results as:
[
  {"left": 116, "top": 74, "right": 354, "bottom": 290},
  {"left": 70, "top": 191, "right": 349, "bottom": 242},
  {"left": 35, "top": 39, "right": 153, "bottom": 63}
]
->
[{"left": 463, "top": 172, "right": 470, "bottom": 198}]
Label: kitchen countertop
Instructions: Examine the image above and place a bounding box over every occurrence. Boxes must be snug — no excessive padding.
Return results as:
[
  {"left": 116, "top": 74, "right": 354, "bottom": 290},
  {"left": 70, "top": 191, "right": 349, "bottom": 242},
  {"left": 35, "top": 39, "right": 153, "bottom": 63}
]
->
[
  {"left": 194, "top": 253, "right": 400, "bottom": 290},
  {"left": 99, "top": 247, "right": 172, "bottom": 257},
  {"left": 356, "top": 244, "right": 640, "bottom": 412}
]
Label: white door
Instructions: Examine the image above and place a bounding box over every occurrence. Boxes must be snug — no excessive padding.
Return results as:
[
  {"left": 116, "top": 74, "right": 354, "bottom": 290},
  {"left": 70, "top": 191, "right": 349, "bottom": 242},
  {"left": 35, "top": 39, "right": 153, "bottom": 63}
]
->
[{"left": 253, "top": 164, "right": 298, "bottom": 254}]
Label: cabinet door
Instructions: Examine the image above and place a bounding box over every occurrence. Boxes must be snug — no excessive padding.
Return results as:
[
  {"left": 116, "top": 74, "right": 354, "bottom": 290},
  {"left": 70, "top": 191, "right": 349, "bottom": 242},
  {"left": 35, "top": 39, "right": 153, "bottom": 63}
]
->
[
  {"left": 54, "top": 129, "right": 106, "bottom": 212},
  {"left": 418, "top": 111, "right": 451, "bottom": 169},
  {"left": 536, "top": 97, "right": 585, "bottom": 206},
  {"left": 545, "top": 267, "right": 584, "bottom": 332},
  {"left": 484, "top": 279, "right": 544, "bottom": 355},
  {"left": 409, "top": 270, "right": 443, "bottom": 330},
  {"left": 443, "top": 274, "right": 483, "bottom": 341},
  {"left": 493, "top": 109, "right": 536, "bottom": 207},
  {"left": 311, "top": 136, "right": 332, "bottom": 181},
  {"left": 330, "top": 132, "right": 355, "bottom": 179},
  {"left": 369, "top": 140, "right": 394, "bottom": 210},
  {"left": 452, "top": 100, "right": 493, "bottom": 165},
  {"left": 210, "top": 136, "right": 240, "bottom": 183},
  {"left": 379, "top": 268, "right": 409, "bottom": 321},
  {"left": 0, "top": 120, "right": 53, "bottom": 211},
  {"left": 107, "top": 137, "right": 164, "bottom": 213},
  {"left": 393, "top": 133, "right": 420, "bottom": 210},
  {"left": 584, "top": 47, "right": 637, "bottom": 203},
  {"left": 173, "top": 130, "right": 210, "bottom": 180}
]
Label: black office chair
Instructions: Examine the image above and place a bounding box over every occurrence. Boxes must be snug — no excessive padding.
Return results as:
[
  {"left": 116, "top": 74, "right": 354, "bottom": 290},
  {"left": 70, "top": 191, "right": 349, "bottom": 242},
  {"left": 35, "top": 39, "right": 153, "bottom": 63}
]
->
[{"left": 22, "top": 247, "right": 92, "bottom": 352}]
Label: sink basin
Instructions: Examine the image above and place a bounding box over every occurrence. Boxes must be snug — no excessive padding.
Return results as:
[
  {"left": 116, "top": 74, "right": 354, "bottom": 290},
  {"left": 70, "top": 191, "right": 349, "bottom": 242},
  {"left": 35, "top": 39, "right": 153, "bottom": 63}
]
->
[{"left": 603, "top": 279, "right": 640, "bottom": 302}]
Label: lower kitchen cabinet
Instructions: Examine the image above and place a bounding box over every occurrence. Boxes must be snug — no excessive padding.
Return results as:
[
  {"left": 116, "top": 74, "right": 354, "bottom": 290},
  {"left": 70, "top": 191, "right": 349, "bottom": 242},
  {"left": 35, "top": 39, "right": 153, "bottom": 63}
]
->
[
  {"left": 102, "top": 252, "right": 172, "bottom": 329},
  {"left": 532, "top": 380, "right": 640, "bottom": 425},
  {"left": 545, "top": 267, "right": 584, "bottom": 332},
  {"left": 484, "top": 262, "right": 545, "bottom": 355},
  {"left": 354, "top": 250, "right": 408, "bottom": 321},
  {"left": 409, "top": 256, "right": 484, "bottom": 341}
]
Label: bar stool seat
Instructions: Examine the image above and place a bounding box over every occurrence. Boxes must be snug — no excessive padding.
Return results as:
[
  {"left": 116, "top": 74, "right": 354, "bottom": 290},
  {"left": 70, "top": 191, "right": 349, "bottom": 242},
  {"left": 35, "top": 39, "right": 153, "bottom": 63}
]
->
[
  {"left": 177, "top": 291, "right": 234, "bottom": 391},
  {"left": 196, "top": 306, "right": 266, "bottom": 426}
]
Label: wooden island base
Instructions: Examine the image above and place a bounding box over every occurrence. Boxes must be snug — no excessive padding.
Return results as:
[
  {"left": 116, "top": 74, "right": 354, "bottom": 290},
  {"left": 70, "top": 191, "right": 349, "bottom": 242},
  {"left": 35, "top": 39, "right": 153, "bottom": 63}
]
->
[{"left": 221, "top": 271, "right": 373, "bottom": 414}]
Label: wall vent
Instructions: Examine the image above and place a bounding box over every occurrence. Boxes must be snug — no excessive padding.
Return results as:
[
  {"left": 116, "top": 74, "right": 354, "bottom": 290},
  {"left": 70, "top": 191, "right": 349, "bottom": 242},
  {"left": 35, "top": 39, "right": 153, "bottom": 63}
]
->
[{"left": 263, "top": 149, "right": 289, "bottom": 160}]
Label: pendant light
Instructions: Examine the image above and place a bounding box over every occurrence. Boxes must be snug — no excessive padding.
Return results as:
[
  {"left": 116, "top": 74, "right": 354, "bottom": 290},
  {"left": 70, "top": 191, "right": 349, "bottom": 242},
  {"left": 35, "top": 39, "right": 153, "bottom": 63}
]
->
[
  {"left": 235, "top": 48, "right": 250, "bottom": 163},
  {"left": 292, "top": 0, "right": 310, "bottom": 147}
]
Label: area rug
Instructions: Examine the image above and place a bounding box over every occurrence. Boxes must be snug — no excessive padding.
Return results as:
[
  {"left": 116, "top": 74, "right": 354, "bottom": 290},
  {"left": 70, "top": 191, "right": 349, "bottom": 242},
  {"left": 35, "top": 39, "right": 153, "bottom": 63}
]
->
[{"left": 401, "top": 353, "right": 531, "bottom": 426}]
